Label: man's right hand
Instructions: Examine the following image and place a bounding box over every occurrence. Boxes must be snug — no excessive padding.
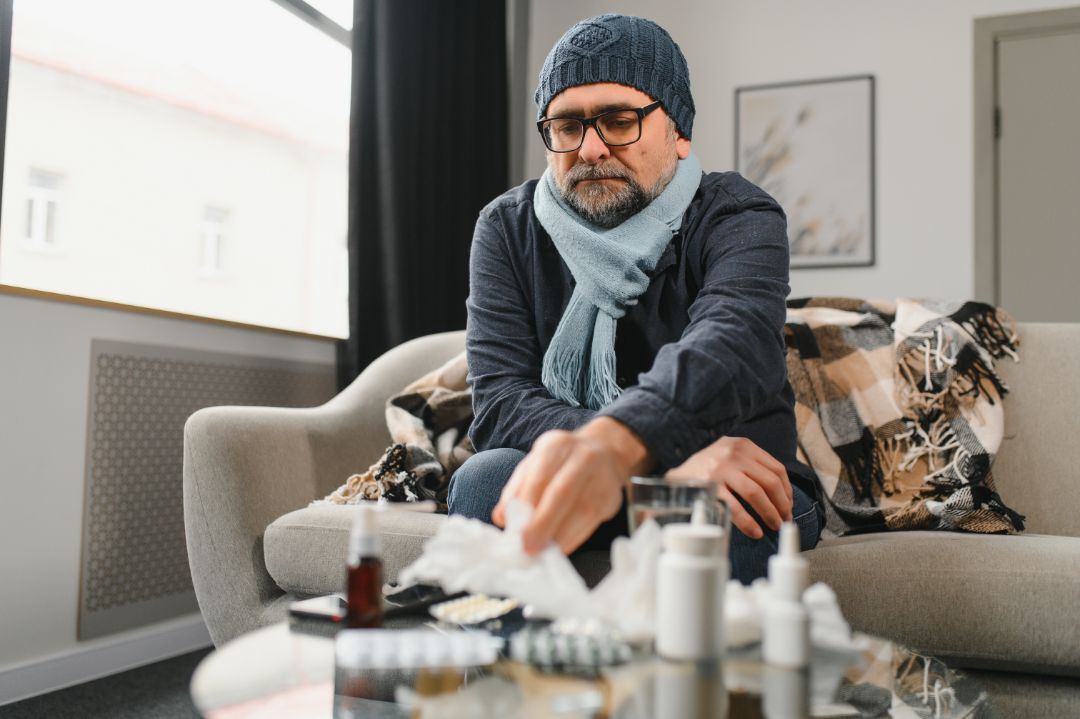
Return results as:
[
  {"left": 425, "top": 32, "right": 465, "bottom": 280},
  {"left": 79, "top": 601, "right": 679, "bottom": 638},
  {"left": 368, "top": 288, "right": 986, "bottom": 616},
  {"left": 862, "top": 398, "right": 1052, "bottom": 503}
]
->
[{"left": 666, "top": 436, "right": 792, "bottom": 539}]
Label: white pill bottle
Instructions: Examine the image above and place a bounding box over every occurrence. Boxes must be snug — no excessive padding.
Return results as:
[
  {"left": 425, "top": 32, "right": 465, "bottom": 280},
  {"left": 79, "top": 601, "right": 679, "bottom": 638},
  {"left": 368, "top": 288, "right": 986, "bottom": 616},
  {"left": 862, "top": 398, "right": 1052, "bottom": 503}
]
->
[{"left": 655, "top": 522, "right": 728, "bottom": 661}]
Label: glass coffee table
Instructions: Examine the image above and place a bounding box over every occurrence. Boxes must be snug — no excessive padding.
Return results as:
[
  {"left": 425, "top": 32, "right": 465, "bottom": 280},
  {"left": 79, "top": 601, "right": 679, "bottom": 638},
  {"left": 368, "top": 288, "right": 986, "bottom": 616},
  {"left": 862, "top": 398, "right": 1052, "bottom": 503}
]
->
[{"left": 191, "top": 608, "right": 996, "bottom": 718}]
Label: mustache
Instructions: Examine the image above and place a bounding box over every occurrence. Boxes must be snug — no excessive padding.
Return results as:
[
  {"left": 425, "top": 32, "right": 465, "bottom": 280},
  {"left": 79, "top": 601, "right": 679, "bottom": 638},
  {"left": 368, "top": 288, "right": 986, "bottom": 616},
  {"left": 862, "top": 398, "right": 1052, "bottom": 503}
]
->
[{"left": 564, "top": 162, "right": 633, "bottom": 187}]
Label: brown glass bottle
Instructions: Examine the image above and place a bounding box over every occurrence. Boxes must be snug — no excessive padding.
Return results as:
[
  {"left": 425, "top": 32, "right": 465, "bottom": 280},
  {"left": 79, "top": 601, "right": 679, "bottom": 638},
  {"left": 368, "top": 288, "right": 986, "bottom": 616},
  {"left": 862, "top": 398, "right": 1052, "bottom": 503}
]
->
[
  {"left": 345, "top": 555, "right": 383, "bottom": 628},
  {"left": 345, "top": 505, "right": 383, "bottom": 629}
]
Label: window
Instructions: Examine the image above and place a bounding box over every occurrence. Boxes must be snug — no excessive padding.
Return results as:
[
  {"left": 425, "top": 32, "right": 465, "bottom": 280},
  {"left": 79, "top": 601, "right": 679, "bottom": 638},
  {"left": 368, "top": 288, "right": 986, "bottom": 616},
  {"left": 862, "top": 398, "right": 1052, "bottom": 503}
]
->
[
  {"left": 200, "top": 207, "right": 229, "bottom": 277},
  {"left": 300, "top": 0, "right": 353, "bottom": 30},
  {"left": 0, "top": 0, "right": 352, "bottom": 337},
  {"left": 24, "top": 169, "right": 62, "bottom": 250}
]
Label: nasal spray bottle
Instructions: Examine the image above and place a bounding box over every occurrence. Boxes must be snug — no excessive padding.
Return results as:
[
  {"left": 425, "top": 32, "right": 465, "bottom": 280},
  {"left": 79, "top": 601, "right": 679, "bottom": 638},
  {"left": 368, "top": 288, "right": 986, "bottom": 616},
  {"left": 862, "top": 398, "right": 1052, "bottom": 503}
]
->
[
  {"left": 763, "top": 522, "right": 810, "bottom": 668},
  {"left": 345, "top": 505, "right": 384, "bottom": 629}
]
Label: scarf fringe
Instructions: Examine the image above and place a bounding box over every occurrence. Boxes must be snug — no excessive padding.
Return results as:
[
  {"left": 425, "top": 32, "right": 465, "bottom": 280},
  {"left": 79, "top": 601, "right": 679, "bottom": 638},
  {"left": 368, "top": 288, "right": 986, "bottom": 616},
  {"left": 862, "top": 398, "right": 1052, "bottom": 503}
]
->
[
  {"left": 541, "top": 344, "right": 585, "bottom": 408},
  {"left": 585, "top": 341, "right": 621, "bottom": 411},
  {"left": 885, "top": 308, "right": 1020, "bottom": 507},
  {"left": 959, "top": 306, "right": 1020, "bottom": 362},
  {"left": 876, "top": 432, "right": 910, "bottom": 495},
  {"left": 583, "top": 313, "right": 621, "bottom": 410},
  {"left": 838, "top": 430, "right": 885, "bottom": 501}
]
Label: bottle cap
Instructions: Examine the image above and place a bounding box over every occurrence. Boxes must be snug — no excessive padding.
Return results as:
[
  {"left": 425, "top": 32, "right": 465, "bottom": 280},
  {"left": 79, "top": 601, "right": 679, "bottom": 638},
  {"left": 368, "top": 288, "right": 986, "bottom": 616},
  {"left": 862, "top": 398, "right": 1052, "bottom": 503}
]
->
[
  {"left": 779, "top": 521, "right": 800, "bottom": 555},
  {"left": 348, "top": 504, "right": 381, "bottom": 563},
  {"left": 661, "top": 523, "right": 723, "bottom": 556},
  {"left": 768, "top": 521, "right": 808, "bottom": 603},
  {"left": 690, "top": 497, "right": 710, "bottom": 525}
]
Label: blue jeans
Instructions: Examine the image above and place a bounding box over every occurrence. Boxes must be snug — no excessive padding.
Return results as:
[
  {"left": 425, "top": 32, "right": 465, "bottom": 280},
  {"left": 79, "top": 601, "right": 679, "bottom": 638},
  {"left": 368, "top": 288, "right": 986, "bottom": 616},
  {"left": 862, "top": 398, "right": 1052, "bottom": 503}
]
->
[{"left": 447, "top": 448, "right": 821, "bottom": 583}]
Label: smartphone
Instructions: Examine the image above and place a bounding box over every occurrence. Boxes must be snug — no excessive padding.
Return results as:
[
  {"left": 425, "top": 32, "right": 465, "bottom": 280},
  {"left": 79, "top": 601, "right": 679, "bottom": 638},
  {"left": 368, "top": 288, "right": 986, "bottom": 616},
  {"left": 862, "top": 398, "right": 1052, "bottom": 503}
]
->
[
  {"left": 383, "top": 583, "right": 451, "bottom": 607},
  {"left": 289, "top": 593, "right": 347, "bottom": 622}
]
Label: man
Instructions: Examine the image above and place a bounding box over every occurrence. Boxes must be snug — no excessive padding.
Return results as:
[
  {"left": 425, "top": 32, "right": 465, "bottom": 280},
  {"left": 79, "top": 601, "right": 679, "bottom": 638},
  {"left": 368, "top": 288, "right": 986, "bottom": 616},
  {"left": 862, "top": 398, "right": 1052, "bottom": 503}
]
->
[{"left": 447, "top": 13, "right": 824, "bottom": 582}]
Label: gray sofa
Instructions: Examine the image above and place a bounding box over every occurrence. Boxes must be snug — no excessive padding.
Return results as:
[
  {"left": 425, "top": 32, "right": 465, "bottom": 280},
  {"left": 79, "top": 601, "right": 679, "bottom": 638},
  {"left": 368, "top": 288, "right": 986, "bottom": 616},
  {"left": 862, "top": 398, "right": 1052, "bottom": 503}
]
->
[{"left": 183, "top": 324, "right": 1080, "bottom": 679}]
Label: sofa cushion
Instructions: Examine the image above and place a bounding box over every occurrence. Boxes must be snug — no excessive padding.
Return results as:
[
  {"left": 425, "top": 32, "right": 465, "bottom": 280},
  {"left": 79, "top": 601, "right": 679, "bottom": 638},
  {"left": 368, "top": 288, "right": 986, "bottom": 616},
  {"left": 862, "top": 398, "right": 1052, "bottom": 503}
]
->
[
  {"left": 264, "top": 505, "right": 446, "bottom": 596},
  {"left": 806, "top": 531, "right": 1080, "bottom": 676},
  {"left": 264, "top": 505, "right": 615, "bottom": 597}
]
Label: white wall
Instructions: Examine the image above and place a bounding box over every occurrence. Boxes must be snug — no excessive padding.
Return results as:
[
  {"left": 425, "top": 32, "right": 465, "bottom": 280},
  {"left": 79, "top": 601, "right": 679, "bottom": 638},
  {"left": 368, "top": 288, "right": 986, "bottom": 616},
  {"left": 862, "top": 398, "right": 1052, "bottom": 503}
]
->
[
  {"left": 0, "top": 292, "right": 335, "bottom": 700},
  {"left": 524, "top": 0, "right": 1079, "bottom": 301}
]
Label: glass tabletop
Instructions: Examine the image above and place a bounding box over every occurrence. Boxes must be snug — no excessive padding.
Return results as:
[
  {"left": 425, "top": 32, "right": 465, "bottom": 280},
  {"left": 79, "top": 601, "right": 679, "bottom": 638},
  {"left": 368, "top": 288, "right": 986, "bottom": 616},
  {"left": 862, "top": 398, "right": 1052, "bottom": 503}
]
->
[{"left": 191, "top": 615, "right": 996, "bottom": 718}]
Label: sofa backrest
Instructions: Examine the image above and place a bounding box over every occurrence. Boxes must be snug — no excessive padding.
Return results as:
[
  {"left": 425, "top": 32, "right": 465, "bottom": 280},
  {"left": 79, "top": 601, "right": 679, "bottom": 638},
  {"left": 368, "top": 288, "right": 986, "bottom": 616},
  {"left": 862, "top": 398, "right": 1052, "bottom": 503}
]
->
[
  {"left": 345, "top": 323, "right": 1073, "bottom": 537},
  {"left": 322, "top": 330, "right": 466, "bottom": 496},
  {"left": 993, "top": 323, "right": 1079, "bottom": 538}
]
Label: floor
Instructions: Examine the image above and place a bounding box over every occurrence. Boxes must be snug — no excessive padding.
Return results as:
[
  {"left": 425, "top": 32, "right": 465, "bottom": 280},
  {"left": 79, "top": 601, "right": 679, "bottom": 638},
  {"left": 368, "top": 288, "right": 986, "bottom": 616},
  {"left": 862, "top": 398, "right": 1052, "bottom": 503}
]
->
[{"left": 0, "top": 648, "right": 211, "bottom": 719}]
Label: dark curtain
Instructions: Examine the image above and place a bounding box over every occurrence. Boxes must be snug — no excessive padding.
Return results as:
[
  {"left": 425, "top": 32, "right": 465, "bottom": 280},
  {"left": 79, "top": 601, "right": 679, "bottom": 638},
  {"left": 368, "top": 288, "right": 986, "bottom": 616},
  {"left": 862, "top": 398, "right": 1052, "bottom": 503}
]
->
[{"left": 337, "top": 0, "right": 509, "bottom": 388}]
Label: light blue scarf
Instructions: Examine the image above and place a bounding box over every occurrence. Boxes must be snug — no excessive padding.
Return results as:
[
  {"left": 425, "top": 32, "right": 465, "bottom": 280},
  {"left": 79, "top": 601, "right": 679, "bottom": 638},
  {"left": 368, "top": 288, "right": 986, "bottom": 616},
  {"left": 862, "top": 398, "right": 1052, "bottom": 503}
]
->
[{"left": 533, "top": 153, "right": 702, "bottom": 409}]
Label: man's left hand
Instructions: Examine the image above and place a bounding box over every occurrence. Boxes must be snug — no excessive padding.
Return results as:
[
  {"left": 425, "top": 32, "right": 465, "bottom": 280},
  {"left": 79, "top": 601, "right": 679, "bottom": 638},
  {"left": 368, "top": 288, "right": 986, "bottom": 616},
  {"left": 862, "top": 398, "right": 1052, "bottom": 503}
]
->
[
  {"left": 667, "top": 436, "right": 792, "bottom": 539},
  {"left": 492, "top": 417, "right": 652, "bottom": 555}
]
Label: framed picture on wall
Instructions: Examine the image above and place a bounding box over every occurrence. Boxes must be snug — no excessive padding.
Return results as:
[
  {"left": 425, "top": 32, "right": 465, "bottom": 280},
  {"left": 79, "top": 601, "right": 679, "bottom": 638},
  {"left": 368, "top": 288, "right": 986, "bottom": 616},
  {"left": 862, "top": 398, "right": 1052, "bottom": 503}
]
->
[{"left": 735, "top": 74, "right": 875, "bottom": 269}]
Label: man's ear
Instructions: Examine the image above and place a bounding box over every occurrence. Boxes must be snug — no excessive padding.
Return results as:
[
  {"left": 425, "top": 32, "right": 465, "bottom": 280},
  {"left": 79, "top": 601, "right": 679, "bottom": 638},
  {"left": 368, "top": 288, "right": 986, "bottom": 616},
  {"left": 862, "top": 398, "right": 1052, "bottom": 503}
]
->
[{"left": 676, "top": 135, "right": 691, "bottom": 160}]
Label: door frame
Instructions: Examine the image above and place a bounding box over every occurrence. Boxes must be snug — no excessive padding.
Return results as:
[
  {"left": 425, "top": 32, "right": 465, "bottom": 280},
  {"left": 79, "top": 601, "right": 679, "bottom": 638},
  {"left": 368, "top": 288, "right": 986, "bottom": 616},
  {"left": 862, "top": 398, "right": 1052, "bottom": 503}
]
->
[{"left": 974, "top": 6, "right": 1080, "bottom": 303}]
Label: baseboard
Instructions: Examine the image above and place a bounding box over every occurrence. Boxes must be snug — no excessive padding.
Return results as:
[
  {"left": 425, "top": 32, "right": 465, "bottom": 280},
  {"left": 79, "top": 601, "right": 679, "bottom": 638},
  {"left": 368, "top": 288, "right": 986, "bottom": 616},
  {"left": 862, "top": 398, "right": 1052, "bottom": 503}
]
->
[{"left": 0, "top": 613, "right": 212, "bottom": 707}]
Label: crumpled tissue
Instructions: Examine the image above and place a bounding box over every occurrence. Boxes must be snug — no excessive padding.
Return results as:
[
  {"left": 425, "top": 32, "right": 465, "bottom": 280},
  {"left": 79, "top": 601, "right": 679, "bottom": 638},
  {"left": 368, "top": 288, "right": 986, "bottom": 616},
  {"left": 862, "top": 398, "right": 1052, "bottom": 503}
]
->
[
  {"left": 398, "top": 500, "right": 855, "bottom": 650},
  {"left": 398, "top": 500, "right": 660, "bottom": 640},
  {"left": 724, "top": 578, "right": 854, "bottom": 652}
]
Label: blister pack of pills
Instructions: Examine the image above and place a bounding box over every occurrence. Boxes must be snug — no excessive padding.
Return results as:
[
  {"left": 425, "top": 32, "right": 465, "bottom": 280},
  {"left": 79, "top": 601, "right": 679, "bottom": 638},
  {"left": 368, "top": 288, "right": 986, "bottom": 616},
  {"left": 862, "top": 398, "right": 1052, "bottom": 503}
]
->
[
  {"left": 429, "top": 593, "right": 520, "bottom": 625},
  {"left": 335, "top": 629, "right": 503, "bottom": 670},
  {"left": 508, "top": 624, "right": 633, "bottom": 673}
]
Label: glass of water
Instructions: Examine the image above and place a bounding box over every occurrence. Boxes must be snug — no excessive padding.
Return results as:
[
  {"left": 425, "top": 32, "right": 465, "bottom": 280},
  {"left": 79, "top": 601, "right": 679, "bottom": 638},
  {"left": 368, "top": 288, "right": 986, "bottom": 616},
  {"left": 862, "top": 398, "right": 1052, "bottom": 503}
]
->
[{"left": 626, "top": 475, "right": 730, "bottom": 537}]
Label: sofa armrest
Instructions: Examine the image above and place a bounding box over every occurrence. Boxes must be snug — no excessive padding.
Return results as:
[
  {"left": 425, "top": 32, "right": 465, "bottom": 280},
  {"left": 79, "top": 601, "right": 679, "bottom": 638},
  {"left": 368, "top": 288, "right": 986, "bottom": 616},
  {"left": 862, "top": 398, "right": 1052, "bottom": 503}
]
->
[
  {"left": 183, "top": 405, "right": 321, "bottom": 645},
  {"left": 183, "top": 330, "right": 467, "bottom": 645}
]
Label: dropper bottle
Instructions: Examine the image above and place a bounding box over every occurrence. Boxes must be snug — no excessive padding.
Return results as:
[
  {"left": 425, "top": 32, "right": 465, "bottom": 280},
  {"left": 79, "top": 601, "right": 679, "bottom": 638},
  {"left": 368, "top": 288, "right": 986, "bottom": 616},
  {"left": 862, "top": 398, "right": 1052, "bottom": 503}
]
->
[
  {"left": 763, "top": 522, "right": 810, "bottom": 668},
  {"left": 345, "top": 504, "right": 384, "bottom": 629}
]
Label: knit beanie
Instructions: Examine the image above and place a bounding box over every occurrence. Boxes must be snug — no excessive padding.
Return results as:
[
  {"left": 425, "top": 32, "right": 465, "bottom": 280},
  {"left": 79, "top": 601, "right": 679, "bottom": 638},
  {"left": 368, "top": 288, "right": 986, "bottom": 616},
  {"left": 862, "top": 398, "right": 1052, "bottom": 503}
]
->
[{"left": 535, "top": 14, "right": 695, "bottom": 140}]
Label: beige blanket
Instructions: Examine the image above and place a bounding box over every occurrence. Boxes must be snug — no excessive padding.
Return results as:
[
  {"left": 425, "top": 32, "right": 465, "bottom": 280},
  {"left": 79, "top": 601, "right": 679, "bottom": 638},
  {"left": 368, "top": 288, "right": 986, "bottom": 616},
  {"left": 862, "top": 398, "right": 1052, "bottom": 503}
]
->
[
  {"left": 785, "top": 297, "right": 1024, "bottom": 536},
  {"left": 318, "top": 352, "right": 474, "bottom": 511}
]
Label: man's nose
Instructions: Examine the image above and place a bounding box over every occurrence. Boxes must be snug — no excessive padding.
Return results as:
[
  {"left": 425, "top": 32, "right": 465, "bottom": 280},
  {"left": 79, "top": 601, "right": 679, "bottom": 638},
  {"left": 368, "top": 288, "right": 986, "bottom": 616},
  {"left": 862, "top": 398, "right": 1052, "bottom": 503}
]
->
[{"left": 577, "top": 125, "right": 610, "bottom": 163}]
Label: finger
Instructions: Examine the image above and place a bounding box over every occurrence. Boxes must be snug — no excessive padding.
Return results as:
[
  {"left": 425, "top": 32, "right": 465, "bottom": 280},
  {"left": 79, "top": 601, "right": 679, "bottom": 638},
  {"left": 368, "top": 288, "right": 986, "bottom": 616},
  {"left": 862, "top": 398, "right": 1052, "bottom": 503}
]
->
[
  {"left": 739, "top": 442, "right": 792, "bottom": 509},
  {"left": 522, "top": 449, "right": 597, "bottom": 554},
  {"left": 741, "top": 460, "right": 792, "bottom": 523},
  {"left": 775, "top": 463, "right": 793, "bottom": 511},
  {"left": 492, "top": 488, "right": 512, "bottom": 527},
  {"left": 491, "top": 464, "right": 526, "bottom": 527},
  {"left": 516, "top": 434, "right": 574, "bottom": 510},
  {"left": 491, "top": 478, "right": 513, "bottom": 527},
  {"left": 493, "top": 455, "right": 540, "bottom": 527},
  {"left": 726, "top": 471, "right": 783, "bottom": 532},
  {"left": 493, "top": 435, "right": 572, "bottom": 527},
  {"left": 717, "top": 485, "right": 763, "bottom": 539},
  {"left": 553, "top": 506, "right": 604, "bottom": 555}
]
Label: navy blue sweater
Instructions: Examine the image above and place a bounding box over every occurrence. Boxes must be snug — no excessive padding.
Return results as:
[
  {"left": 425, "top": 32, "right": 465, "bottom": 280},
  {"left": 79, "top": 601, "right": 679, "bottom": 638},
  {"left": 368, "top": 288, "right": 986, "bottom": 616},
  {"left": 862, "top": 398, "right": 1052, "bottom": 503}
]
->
[{"left": 465, "top": 171, "right": 821, "bottom": 504}]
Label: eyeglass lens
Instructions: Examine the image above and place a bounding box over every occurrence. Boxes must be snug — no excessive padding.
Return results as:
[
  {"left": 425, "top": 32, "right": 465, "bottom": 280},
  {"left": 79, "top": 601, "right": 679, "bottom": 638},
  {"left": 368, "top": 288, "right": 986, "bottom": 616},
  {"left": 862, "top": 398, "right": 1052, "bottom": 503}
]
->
[{"left": 542, "top": 110, "right": 642, "bottom": 152}]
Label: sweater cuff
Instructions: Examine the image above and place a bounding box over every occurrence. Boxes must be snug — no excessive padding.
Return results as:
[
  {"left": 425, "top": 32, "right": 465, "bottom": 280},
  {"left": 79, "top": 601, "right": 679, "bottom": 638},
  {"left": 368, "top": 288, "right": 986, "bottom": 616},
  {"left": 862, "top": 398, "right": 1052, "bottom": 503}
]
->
[{"left": 599, "top": 388, "right": 718, "bottom": 471}]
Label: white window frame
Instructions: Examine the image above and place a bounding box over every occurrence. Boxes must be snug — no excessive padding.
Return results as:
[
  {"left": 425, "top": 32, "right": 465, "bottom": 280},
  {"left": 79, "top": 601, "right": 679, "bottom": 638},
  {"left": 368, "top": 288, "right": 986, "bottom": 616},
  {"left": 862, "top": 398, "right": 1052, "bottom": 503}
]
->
[
  {"left": 23, "top": 169, "right": 63, "bottom": 253},
  {"left": 199, "top": 207, "right": 229, "bottom": 278}
]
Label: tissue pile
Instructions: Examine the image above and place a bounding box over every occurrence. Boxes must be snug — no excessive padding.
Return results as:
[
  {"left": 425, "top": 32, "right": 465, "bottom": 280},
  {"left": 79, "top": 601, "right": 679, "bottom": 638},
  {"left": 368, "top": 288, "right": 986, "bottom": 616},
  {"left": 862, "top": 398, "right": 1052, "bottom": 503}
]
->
[
  {"left": 398, "top": 500, "right": 660, "bottom": 640},
  {"left": 398, "top": 500, "right": 854, "bottom": 650}
]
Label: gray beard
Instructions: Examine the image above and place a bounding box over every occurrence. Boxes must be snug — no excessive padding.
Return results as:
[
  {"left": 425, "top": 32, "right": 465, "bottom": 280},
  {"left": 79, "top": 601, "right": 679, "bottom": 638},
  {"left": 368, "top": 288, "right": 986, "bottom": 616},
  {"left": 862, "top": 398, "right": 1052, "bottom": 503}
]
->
[{"left": 555, "top": 162, "right": 674, "bottom": 229}]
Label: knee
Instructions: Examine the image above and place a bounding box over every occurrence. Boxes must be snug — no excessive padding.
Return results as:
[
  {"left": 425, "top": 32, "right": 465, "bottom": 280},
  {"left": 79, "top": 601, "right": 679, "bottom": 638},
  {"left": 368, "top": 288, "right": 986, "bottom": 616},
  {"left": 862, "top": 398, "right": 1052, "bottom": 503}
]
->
[{"left": 447, "top": 448, "right": 526, "bottom": 523}]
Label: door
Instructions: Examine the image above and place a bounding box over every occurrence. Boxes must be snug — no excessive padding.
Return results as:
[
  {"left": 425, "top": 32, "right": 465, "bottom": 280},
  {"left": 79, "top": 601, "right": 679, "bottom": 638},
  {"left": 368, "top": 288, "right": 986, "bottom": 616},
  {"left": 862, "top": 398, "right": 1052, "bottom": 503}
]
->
[{"left": 996, "top": 28, "right": 1080, "bottom": 321}]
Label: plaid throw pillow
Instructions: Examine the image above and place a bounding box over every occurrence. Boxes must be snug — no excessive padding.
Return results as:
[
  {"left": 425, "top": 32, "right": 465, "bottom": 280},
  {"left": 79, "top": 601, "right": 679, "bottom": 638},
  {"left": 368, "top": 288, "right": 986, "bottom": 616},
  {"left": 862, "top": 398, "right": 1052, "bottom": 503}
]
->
[{"left": 785, "top": 297, "right": 1025, "bottom": 537}]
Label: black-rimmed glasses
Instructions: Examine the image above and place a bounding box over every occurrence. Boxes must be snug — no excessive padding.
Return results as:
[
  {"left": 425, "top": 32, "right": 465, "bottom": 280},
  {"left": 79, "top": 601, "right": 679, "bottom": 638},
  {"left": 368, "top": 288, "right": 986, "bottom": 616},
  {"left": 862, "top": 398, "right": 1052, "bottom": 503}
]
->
[{"left": 537, "top": 100, "right": 663, "bottom": 152}]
